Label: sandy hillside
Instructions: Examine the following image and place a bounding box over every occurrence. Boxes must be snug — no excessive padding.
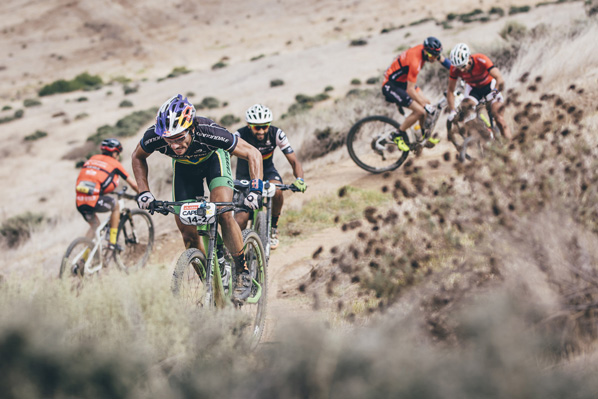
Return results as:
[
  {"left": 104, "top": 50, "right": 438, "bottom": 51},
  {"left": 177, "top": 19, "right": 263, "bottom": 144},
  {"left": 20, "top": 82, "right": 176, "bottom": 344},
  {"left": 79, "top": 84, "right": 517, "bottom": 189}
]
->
[{"left": 0, "top": 0, "right": 590, "bottom": 293}]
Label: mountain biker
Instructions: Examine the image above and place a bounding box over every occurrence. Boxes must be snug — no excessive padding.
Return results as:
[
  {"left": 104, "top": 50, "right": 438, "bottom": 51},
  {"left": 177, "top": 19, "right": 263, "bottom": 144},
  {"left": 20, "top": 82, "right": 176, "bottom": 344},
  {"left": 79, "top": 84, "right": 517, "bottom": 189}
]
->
[
  {"left": 233, "top": 104, "right": 306, "bottom": 250},
  {"left": 76, "top": 138, "right": 140, "bottom": 255},
  {"left": 382, "top": 36, "right": 452, "bottom": 152},
  {"left": 446, "top": 43, "right": 512, "bottom": 140},
  {"left": 131, "top": 94, "right": 263, "bottom": 300}
]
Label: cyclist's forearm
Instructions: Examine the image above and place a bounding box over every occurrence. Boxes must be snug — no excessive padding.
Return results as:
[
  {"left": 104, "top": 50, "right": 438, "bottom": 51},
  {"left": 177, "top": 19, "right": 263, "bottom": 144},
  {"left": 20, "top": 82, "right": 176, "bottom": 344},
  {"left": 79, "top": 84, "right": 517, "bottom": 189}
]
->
[{"left": 132, "top": 157, "right": 150, "bottom": 192}]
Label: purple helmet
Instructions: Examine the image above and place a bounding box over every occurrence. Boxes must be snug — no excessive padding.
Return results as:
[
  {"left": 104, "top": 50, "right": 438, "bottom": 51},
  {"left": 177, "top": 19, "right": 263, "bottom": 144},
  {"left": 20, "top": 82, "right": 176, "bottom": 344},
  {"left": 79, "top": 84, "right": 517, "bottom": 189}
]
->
[{"left": 155, "top": 94, "right": 196, "bottom": 137}]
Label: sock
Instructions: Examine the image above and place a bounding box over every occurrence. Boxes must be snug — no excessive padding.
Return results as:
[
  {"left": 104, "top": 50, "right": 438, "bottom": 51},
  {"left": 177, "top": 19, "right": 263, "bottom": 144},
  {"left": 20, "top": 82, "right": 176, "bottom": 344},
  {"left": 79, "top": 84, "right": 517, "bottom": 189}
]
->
[
  {"left": 232, "top": 250, "right": 247, "bottom": 272},
  {"left": 271, "top": 216, "right": 279, "bottom": 229},
  {"left": 83, "top": 247, "right": 90, "bottom": 261},
  {"left": 109, "top": 228, "right": 118, "bottom": 245}
]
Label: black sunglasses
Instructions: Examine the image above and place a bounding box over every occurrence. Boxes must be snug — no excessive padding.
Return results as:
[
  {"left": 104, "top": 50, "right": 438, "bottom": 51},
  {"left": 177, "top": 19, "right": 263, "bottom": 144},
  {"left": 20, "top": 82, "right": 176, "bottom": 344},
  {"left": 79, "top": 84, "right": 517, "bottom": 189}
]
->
[{"left": 251, "top": 124, "right": 270, "bottom": 131}]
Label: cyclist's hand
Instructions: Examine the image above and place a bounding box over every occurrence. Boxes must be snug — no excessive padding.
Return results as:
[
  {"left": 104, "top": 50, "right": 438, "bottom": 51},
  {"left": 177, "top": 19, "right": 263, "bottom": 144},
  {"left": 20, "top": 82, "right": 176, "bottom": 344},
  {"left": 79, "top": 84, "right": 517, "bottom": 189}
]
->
[
  {"left": 292, "top": 178, "right": 307, "bottom": 193},
  {"left": 447, "top": 110, "right": 457, "bottom": 122},
  {"left": 424, "top": 103, "right": 436, "bottom": 115},
  {"left": 244, "top": 192, "right": 261, "bottom": 210},
  {"left": 485, "top": 90, "right": 499, "bottom": 103},
  {"left": 136, "top": 191, "right": 155, "bottom": 209}
]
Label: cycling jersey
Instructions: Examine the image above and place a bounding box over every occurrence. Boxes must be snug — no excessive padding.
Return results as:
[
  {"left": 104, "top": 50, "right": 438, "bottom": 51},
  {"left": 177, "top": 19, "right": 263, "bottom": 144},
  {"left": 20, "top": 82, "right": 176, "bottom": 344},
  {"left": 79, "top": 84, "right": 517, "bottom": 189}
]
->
[
  {"left": 449, "top": 53, "right": 495, "bottom": 88},
  {"left": 382, "top": 44, "right": 427, "bottom": 86},
  {"left": 234, "top": 125, "right": 294, "bottom": 180},
  {"left": 140, "top": 116, "right": 238, "bottom": 164},
  {"left": 75, "top": 154, "right": 128, "bottom": 208}
]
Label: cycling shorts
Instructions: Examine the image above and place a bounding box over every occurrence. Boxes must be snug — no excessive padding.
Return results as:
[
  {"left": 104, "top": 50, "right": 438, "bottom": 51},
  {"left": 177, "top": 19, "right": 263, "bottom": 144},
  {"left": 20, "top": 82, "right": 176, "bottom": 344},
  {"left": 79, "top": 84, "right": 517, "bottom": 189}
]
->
[
  {"left": 77, "top": 195, "right": 116, "bottom": 222},
  {"left": 172, "top": 148, "right": 233, "bottom": 201},
  {"left": 382, "top": 81, "right": 414, "bottom": 108},
  {"left": 464, "top": 81, "right": 504, "bottom": 105},
  {"left": 236, "top": 162, "right": 282, "bottom": 184}
]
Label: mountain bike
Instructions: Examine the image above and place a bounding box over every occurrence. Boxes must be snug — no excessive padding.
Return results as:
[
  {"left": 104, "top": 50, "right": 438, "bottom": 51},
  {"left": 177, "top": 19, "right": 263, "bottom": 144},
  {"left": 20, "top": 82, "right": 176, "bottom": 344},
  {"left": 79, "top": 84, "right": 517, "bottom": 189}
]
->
[
  {"left": 447, "top": 93, "right": 501, "bottom": 162},
  {"left": 60, "top": 188, "right": 154, "bottom": 280},
  {"left": 347, "top": 88, "right": 464, "bottom": 174},
  {"left": 233, "top": 179, "right": 300, "bottom": 260},
  {"left": 149, "top": 197, "right": 267, "bottom": 348}
]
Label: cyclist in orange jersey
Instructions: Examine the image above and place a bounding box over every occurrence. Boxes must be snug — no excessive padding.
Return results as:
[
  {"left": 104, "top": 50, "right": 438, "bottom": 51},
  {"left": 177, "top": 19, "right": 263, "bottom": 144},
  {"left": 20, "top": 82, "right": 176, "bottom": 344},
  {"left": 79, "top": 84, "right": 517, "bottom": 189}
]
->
[
  {"left": 382, "top": 36, "right": 452, "bottom": 151},
  {"left": 76, "top": 138, "right": 139, "bottom": 252},
  {"left": 446, "top": 43, "right": 512, "bottom": 140}
]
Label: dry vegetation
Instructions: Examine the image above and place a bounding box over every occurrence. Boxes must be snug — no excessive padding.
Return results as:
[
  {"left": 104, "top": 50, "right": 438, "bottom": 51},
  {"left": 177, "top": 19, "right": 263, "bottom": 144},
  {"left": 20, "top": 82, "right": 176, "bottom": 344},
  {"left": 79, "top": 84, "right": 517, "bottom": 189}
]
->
[{"left": 2, "top": 4, "right": 598, "bottom": 399}]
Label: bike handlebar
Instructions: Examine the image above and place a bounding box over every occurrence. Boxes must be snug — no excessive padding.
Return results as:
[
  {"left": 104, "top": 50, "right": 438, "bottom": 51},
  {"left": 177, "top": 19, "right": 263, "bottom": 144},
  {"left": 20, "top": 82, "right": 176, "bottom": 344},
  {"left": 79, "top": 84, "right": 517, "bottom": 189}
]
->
[{"left": 148, "top": 199, "right": 242, "bottom": 216}]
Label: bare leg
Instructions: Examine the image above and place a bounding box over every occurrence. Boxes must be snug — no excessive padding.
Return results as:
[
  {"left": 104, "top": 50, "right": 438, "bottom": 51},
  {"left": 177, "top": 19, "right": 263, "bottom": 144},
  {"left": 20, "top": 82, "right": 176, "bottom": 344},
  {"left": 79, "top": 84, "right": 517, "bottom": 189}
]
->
[
  {"left": 211, "top": 186, "right": 243, "bottom": 255},
  {"left": 271, "top": 189, "right": 284, "bottom": 220},
  {"left": 234, "top": 210, "right": 250, "bottom": 230},
  {"left": 400, "top": 101, "right": 425, "bottom": 132},
  {"left": 491, "top": 101, "right": 512, "bottom": 140}
]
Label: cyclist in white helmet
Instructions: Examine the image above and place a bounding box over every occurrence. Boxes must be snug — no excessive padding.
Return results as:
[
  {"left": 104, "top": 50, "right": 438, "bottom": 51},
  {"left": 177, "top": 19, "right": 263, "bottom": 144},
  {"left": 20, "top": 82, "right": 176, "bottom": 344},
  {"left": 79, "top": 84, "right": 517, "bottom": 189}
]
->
[
  {"left": 446, "top": 43, "right": 512, "bottom": 140},
  {"left": 131, "top": 94, "right": 263, "bottom": 301},
  {"left": 234, "top": 104, "right": 306, "bottom": 250}
]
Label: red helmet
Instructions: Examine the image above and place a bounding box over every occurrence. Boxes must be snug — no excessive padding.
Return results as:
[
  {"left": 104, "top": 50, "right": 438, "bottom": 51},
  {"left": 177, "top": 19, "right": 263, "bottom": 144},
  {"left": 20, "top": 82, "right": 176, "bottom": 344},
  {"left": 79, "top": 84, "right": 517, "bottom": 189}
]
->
[{"left": 100, "top": 138, "right": 123, "bottom": 154}]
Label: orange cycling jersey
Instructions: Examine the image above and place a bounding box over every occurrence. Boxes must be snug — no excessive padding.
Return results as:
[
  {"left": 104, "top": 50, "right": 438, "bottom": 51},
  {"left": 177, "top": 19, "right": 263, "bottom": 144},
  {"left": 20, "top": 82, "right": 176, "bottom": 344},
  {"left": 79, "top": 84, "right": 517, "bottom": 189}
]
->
[
  {"left": 75, "top": 154, "right": 128, "bottom": 208},
  {"left": 449, "top": 53, "right": 495, "bottom": 88},
  {"left": 382, "top": 44, "right": 427, "bottom": 86}
]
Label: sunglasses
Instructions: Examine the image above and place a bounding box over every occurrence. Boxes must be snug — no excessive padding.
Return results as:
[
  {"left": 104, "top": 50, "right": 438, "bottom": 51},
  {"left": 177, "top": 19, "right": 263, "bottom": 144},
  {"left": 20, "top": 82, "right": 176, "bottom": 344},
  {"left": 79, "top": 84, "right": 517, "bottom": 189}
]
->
[
  {"left": 164, "top": 130, "right": 190, "bottom": 144},
  {"left": 251, "top": 124, "right": 270, "bottom": 131},
  {"left": 425, "top": 50, "right": 439, "bottom": 59}
]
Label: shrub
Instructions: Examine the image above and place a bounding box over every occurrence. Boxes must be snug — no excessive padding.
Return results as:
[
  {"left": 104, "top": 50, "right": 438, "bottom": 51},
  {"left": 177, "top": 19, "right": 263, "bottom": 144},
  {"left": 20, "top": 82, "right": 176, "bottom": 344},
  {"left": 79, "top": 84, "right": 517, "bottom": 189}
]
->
[
  {"left": 211, "top": 61, "right": 228, "bottom": 70},
  {"left": 324, "top": 86, "right": 334, "bottom": 92},
  {"left": 349, "top": 39, "right": 368, "bottom": 46},
  {"left": 39, "top": 72, "right": 103, "bottom": 96},
  {"left": 186, "top": 91, "right": 195, "bottom": 97},
  {"left": 123, "top": 84, "right": 138, "bottom": 95},
  {"left": 197, "top": 97, "right": 220, "bottom": 109},
  {"left": 23, "top": 99, "right": 41, "bottom": 107},
  {"left": 0, "top": 212, "right": 45, "bottom": 248},
  {"left": 250, "top": 54, "right": 265, "bottom": 61},
  {"left": 489, "top": 6, "right": 505, "bottom": 16},
  {"left": 119, "top": 100, "right": 133, "bottom": 108},
  {"left": 75, "top": 113, "right": 89, "bottom": 120},
  {"left": 366, "top": 77, "right": 380, "bottom": 85},
  {"left": 2, "top": 105, "right": 11, "bottom": 111},
  {"left": 24, "top": 130, "right": 48, "bottom": 141},
  {"left": 220, "top": 114, "right": 240, "bottom": 126},
  {"left": 351, "top": 79, "right": 361, "bottom": 85},
  {"left": 270, "top": 79, "right": 285, "bottom": 87},
  {"left": 76, "top": 97, "right": 88, "bottom": 102},
  {"left": 157, "top": 67, "right": 192, "bottom": 82},
  {"left": 509, "top": 5, "right": 531, "bottom": 14},
  {"left": 85, "top": 107, "right": 157, "bottom": 144},
  {"left": 500, "top": 21, "right": 528, "bottom": 41},
  {"left": 0, "top": 109, "right": 24, "bottom": 124},
  {"left": 409, "top": 17, "right": 435, "bottom": 26}
]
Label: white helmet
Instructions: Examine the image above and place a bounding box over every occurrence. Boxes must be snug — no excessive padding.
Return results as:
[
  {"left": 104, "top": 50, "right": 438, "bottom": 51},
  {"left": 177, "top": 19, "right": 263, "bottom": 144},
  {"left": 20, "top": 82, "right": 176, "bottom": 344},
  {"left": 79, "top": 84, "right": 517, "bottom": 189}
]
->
[
  {"left": 450, "top": 43, "right": 471, "bottom": 68},
  {"left": 245, "top": 104, "right": 273, "bottom": 124}
]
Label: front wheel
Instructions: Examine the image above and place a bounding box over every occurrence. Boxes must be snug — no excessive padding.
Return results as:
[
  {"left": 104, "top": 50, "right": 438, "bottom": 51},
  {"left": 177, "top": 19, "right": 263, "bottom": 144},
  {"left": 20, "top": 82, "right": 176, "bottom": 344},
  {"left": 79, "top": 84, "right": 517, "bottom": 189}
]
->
[
  {"left": 59, "top": 237, "right": 100, "bottom": 280},
  {"left": 114, "top": 209, "right": 154, "bottom": 273},
  {"left": 171, "top": 248, "right": 210, "bottom": 308},
  {"left": 238, "top": 229, "right": 268, "bottom": 349},
  {"left": 347, "top": 115, "right": 410, "bottom": 173},
  {"left": 254, "top": 210, "right": 269, "bottom": 259}
]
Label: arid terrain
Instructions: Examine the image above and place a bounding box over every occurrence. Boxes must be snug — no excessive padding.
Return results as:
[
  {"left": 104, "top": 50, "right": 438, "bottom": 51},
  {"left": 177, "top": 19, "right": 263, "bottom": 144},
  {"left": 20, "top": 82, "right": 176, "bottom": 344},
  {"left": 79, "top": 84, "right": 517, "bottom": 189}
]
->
[{"left": 2, "top": 0, "right": 598, "bottom": 397}]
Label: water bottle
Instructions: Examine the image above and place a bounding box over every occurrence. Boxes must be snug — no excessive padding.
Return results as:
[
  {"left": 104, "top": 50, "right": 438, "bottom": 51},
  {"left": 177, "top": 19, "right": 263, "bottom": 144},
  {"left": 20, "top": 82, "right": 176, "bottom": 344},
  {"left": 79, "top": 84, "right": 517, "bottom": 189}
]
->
[{"left": 437, "top": 97, "right": 447, "bottom": 109}]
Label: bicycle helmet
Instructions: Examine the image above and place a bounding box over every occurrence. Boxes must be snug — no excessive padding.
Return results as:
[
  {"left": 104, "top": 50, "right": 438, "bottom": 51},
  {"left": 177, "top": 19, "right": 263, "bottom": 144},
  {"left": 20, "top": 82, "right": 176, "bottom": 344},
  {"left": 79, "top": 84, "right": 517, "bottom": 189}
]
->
[
  {"left": 155, "top": 94, "right": 196, "bottom": 137},
  {"left": 423, "top": 36, "right": 443, "bottom": 57},
  {"left": 450, "top": 43, "right": 471, "bottom": 68},
  {"left": 245, "top": 104, "right": 273, "bottom": 124},
  {"left": 100, "top": 138, "right": 123, "bottom": 154}
]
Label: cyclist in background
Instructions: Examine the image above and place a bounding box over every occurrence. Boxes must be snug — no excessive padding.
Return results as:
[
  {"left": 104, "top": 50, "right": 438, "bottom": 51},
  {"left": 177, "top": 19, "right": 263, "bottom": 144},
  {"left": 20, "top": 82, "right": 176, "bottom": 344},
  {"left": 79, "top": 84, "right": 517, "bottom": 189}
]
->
[
  {"left": 233, "top": 104, "right": 307, "bottom": 250},
  {"left": 446, "top": 43, "right": 512, "bottom": 140},
  {"left": 76, "top": 138, "right": 139, "bottom": 255},
  {"left": 131, "top": 94, "right": 263, "bottom": 300},
  {"left": 382, "top": 36, "right": 452, "bottom": 152}
]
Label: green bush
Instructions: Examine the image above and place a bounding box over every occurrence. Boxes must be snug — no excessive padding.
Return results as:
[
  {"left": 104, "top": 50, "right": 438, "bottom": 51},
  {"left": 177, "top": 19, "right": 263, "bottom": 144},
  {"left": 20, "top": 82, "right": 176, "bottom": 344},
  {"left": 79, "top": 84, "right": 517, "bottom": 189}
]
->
[
  {"left": 23, "top": 99, "right": 41, "bottom": 107},
  {"left": 220, "top": 114, "right": 240, "bottom": 126},
  {"left": 157, "top": 67, "right": 192, "bottom": 82},
  {"left": 366, "top": 77, "right": 380, "bottom": 85},
  {"left": 0, "top": 212, "right": 45, "bottom": 248},
  {"left": 349, "top": 39, "right": 368, "bottom": 46},
  {"left": 351, "top": 78, "right": 361, "bottom": 85},
  {"left": 39, "top": 73, "right": 103, "bottom": 96},
  {"left": 250, "top": 54, "right": 265, "bottom": 61},
  {"left": 509, "top": 5, "right": 531, "bottom": 14},
  {"left": 75, "top": 113, "right": 89, "bottom": 120},
  {"left": 24, "top": 130, "right": 48, "bottom": 141},
  {"left": 324, "top": 86, "right": 334, "bottom": 92},
  {"left": 76, "top": 97, "right": 88, "bottom": 102},
  {"left": 86, "top": 108, "right": 157, "bottom": 144},
  {"left": 270, "top": 79, "right": 285, "bottom": 87},
  {"left": 2, "top": 105, "right": 11, "bottom": 111},
  {"left": 489, "top": 6, "right": 505, "bottom": 16},
  {"left": 409, "top": 17, "right": 435, "bottom": 26},
  {"left": 123, "top": 85, "right": 138, "bottom": 95},
  {"left": 197, "top": 97, "right": 220, "bottom": 109},
  {"left": 119, "top": 100, "right": 133, "bottom": 108},
  {"left": 0, "top": 109, "right": 24, "bottom": 124},
  {"left": 186, "top": 91, "right": 195, "bottom": 97},
  {"left": 211, "top": 61, "right": 228, "bottom": 70}
]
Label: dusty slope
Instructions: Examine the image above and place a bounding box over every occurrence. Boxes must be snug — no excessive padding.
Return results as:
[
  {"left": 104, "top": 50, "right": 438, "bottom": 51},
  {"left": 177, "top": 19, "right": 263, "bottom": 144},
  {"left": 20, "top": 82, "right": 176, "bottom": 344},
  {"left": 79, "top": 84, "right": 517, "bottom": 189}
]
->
[{"left": 0, "top": 1, "right": 592, "bottom": 340}]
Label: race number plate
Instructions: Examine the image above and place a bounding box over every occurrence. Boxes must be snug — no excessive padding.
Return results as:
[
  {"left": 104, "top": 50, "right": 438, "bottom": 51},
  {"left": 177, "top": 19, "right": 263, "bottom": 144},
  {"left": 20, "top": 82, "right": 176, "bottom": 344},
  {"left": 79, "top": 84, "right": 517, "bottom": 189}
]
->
[{"left": 179, "top": 202, "right": 216, "bottom": 226}]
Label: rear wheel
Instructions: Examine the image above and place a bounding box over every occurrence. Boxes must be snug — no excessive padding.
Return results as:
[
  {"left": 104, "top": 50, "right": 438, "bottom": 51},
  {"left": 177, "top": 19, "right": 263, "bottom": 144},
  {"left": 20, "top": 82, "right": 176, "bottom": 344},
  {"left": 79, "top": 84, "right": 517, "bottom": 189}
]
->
[
  {"left": 171, "top": 248, "right": 210, "bottom": 308},
  {"left": 59, "top": 237, "right": 99, "bottom": 280},
  {"left": 347, "top": 115, "right": 410, "bottom": 173},
  {"left": 238, "top": 229, "right": 268, "bottom": 349},
  {"left": 114, "top": 209, "right": 154, "bottom": 273}
]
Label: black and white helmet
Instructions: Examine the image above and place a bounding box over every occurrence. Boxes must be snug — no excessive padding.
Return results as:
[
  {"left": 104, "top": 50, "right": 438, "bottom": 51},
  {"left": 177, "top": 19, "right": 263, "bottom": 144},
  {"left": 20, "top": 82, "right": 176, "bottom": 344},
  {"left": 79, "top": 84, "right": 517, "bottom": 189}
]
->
[
  {"left": 245, "top": 104, "right": 273, "bottom": 124},
  {"left": 450, "top": 43, "right": 471, "bottom": 68}
]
